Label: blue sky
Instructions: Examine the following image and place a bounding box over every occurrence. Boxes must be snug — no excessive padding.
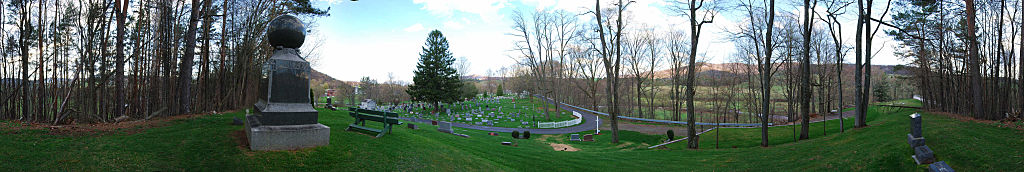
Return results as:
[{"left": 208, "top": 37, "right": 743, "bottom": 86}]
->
[{"left": 307, "top": 0, "right": 902, "bottom": 82}]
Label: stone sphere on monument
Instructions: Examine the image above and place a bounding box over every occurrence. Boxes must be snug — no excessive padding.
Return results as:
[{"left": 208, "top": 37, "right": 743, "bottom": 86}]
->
[{"left": 266, "top": 14, "right": 306, "bottom": 49}]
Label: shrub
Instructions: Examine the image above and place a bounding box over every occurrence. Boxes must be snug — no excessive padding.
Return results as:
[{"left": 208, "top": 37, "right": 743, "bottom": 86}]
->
[
  {"left": 523, "top": 131, "right": 531, "bottom": 139},
  {"left": 512, "top": 131, "right": 520, "bottom": 139},
  {"left": 667, "top": 130, "right": 675, "bottom": 140}
]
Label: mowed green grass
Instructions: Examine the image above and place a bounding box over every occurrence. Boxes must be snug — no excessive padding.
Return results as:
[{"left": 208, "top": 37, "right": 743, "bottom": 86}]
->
[{"left": 0, "top": 99, "right": 1020, "bottom": 171}]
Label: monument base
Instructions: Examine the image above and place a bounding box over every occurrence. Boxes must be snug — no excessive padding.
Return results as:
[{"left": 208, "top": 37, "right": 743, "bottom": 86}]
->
[
  {"left": 245, "top": 115, "right": 330, "bottom": 151},
  {"left": 907, "top": 134, "right": 926, "bottom": 148},
  {"left": 912, "top": 155, "right": 935, "bottom": 165}
]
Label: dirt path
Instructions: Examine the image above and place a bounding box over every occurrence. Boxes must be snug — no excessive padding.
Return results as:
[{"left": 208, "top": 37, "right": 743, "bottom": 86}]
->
[
  {"left": 598, "top": 119, "right": 690, "bottom": 135},
  {"left": 772, "top": 110, "right": 857, "bottom": 127}
]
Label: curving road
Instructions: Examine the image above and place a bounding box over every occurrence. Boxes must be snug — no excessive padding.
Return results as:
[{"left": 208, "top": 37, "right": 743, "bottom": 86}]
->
[{"left": 396, "top": 96, "right": 598, "bottom": 134}]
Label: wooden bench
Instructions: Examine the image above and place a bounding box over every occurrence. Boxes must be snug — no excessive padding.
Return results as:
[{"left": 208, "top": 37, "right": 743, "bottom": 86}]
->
[{"left": 347, "top": 107, "right": 404, "bottom": 137}]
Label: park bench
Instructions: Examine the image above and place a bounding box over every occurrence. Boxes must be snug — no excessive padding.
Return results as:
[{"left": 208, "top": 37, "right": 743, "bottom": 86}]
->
[{"left": 347, "top": 107, "right": 403, "bottom": 137}]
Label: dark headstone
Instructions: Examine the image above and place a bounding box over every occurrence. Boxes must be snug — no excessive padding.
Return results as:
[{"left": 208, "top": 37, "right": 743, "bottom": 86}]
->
[
  {"left": 244, "top": 15, "right": 329, "bottom": 151},
  {"left": 438, "top": 121, "right": 453, "bottom": 134},
  {"left": 266, "top": 15, "right": 305, "bottom": 48},
  {"left": 407, "top": 123, "right": 418, "bottom": 130},
  {"left": 907, "top": 133, "right": 926, "bottom": 148},
  {"left": 232, "top": 117, "right": 244, "bottom": 125},
  {"left": 913, "top": 145, "right": 936, "bottom": 165},
  {"left": 910, "top": 113, "right": 923, "bottom": 138},
  {"left": 583, "top": 134, "right": 594, "bottom": 141},
  {"left": 569, "top": 134, "right": 581, "bottom": 141},
  {"left": 432, "top": 120, "right": 438, "bottom": 125},
  {"left": 928, "top": 161, "right": 954, "bottom": 172},
  {"left": 251, "top": 48, "right": 318, "bottom": 125}
]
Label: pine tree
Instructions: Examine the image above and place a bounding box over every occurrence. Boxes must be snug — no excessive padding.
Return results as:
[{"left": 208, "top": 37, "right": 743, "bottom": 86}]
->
[
  {"left": 873, "top": 80, "right": 891, "bottom": 102},
  {"left": 408, "top": 30, "right": 461, "bottom": 112}
]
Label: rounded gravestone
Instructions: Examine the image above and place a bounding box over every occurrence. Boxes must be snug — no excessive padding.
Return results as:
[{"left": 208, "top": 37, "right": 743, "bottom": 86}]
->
[{"left": 266, "top": 15, "right": 306, "bottom": 48}]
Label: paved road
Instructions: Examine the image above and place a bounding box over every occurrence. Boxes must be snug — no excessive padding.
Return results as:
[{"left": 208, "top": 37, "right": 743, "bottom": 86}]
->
[{"left": 396, "top": 96, "right": 598, "bottom": 134}]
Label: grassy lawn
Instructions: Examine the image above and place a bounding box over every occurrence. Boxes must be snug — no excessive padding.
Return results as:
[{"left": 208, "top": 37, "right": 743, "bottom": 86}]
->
[{"left": 1, "top": 99, "right": 1020, "bottom": 171}]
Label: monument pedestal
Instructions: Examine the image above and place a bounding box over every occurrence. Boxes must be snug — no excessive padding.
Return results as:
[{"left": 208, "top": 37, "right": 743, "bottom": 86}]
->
[
  {"left": 907, "top": 133, "right": 926, "bottom": 148},
  {"left": 913, "top": 145, "right": 936, "bottom": 165},
  {"left": 246, "top": 115, "right": 330, "bottom": 151},
  {"left": 243, "top": 15, "right": 330, "bottom": 151}
]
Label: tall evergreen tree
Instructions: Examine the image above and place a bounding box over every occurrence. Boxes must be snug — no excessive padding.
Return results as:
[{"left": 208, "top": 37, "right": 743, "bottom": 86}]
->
[{"left": 408, "top": 30, "right": 461, "bottom": 112}]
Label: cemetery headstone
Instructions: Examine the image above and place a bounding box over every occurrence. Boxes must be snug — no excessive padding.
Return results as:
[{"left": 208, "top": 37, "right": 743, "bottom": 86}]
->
[
  {"left": 245, "top": 15, "right": 329, "bottom": 151},
  {"left": 407, "top": 123, "right": 419, "bottom": 130},
  {"left": 569, "top": 134, "right": 582, "bottom": 141},
  {"left": 583, "top": 134, "right": 594, "bottom": 141},
  {"left": 913, "top": 145, "right": 936, "bottom": 165},
  {"left": 907, "top": 118, "right": 927, "bottom": 145},
  {"left": 438, "top": 121, "right": 453, "bottom": 134},
  {"left": 928, "top": 161, "right": 954, "bottom": 172},
  {"left": 232, "top": 117, "right": 244, "bottom": 125}
]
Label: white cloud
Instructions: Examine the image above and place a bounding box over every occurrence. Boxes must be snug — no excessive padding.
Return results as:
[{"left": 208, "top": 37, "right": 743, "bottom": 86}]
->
[
  {"left": 404, "top": 23, "right": 425, "bottom": 32},
  {"left": 519, "top": 0, "right": 590, "bottom": 13},
  {"left": 444, "top": 20, "right": 465, "bottom": 30},
  {"left": 412, "top": 0, "right": 509, "bottom": 22}
]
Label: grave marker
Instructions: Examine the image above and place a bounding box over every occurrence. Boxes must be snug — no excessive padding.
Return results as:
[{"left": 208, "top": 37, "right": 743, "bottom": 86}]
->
[
  {"left": 913, "top": 145, "right": 936, "bottom": 165},
  {"left": 928, "top": 161, "right": 954, "bottom": 172},
  {"left": 438, "top": 121, "right": 453, "bottom": 134},
  {"left": 245, "top": 15, "right": 330, "bottom": 151}
]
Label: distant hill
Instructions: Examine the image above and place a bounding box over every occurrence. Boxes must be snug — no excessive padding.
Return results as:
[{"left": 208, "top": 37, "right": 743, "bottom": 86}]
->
[
  {"left": 310, "top": 69, "right": 357, "bottom": 88},
  {"left": 461, "top": 74, "right": 508, "bottom": 81}
]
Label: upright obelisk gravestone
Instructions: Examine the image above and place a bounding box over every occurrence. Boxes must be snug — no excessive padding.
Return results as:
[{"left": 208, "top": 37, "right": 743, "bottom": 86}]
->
[{"left": 245, "top": 15, "right": 330, "bottom": 151}]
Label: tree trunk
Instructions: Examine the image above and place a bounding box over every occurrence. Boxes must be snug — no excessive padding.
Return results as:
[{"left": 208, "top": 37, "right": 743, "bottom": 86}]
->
[
  {"left": 179, "top": 0, "right": 207, "bottom": 115},
  {"left": 761, "top": 0, "right": 776, "bottom": 147},
  {"left": 115, "top": 0, "right": 128, "bottom": 118},
  {"left": 685, "top": 0, "right": 702, "bottom": 149},
  {"left": 799, "top": 0, "right": 813, "bottom": 140},
  {"left": 20, "top": 2, "right": 30, "bottom": 121},
  {"left": 965, "top": 0, "right": 982, "bottom": 119},
  {"left": 1019, "top": 0, "right": 1024, "bottom": 118},
  {"left": 854, "top": 0, "right": 866, "bottom": 128}
]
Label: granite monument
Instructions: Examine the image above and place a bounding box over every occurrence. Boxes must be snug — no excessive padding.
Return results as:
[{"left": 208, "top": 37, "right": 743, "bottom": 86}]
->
[{"left": 245, "top": 15, "right": 330, "bottom": 151}]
